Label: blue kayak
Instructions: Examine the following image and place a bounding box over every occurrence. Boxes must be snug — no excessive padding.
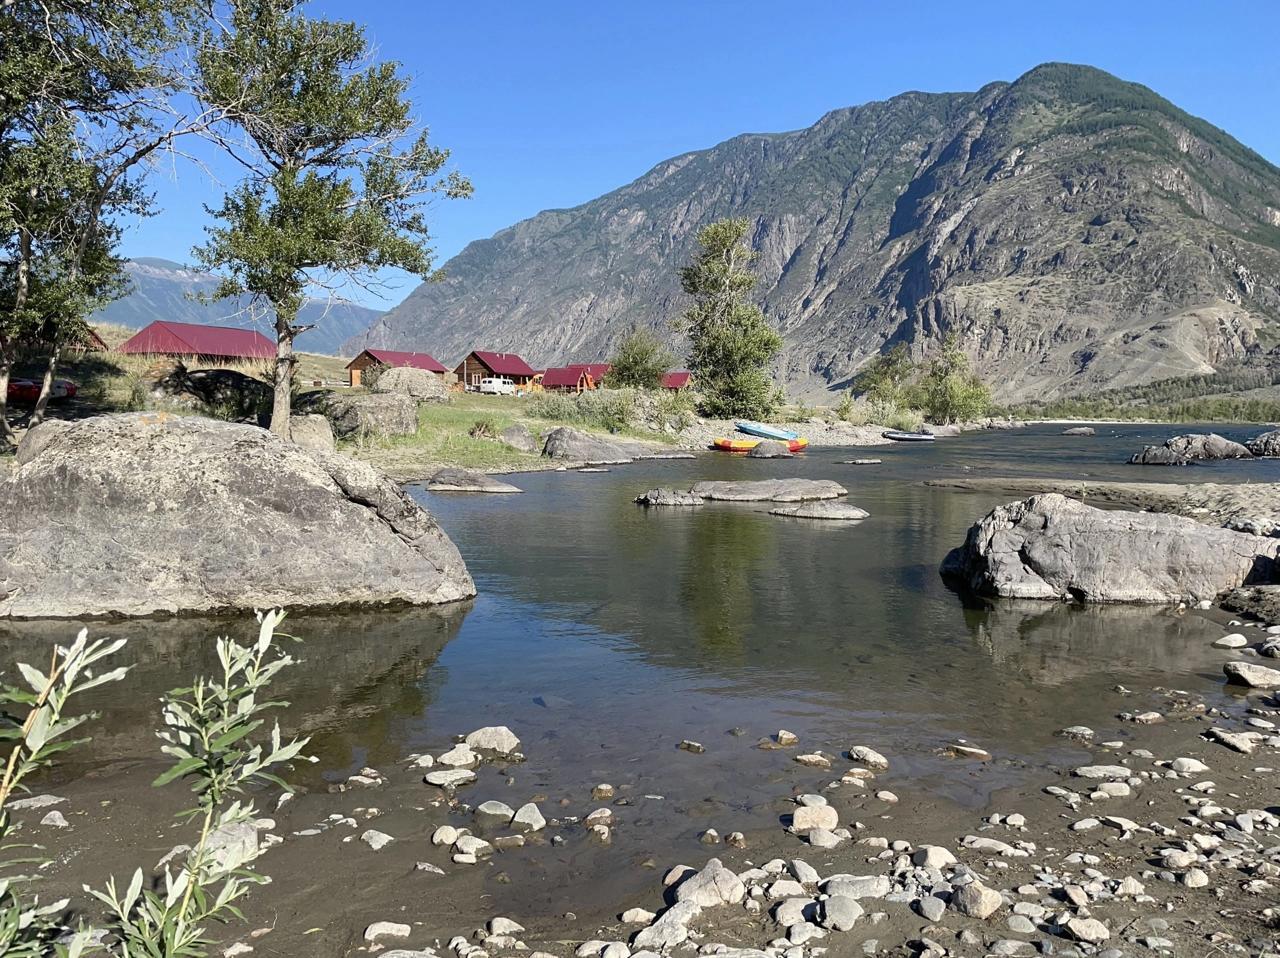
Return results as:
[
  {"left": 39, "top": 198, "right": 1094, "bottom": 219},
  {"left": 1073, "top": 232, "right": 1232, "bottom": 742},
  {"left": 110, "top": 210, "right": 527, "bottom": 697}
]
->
[{"left": 735, "top": 421, "right": 799, "bottom": 442}]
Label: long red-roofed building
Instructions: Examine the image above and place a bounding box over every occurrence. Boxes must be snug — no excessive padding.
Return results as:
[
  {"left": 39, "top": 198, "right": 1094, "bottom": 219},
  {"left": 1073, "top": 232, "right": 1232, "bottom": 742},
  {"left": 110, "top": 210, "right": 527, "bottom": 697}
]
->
[
  {"left": 346, "top": 348, "right": 449, "bottom": 387},
  {"left": 541, "top": 363, "right": 611, "bottom": 392},
  {"left": 117, "top": 321, "right": 275, "bottom": 360},
  {"left": 661, "top": 371, "right": 692, "bottom": 390},
  {"left": 453, "top": 350, "right": 537, "bottom": 389}
]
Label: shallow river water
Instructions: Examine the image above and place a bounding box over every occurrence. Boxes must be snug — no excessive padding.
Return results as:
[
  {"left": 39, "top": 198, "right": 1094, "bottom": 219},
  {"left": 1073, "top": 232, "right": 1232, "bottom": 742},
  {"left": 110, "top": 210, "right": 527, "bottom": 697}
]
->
[{"left": 5, "top": 422, "right": 1279, "bottom": 950}]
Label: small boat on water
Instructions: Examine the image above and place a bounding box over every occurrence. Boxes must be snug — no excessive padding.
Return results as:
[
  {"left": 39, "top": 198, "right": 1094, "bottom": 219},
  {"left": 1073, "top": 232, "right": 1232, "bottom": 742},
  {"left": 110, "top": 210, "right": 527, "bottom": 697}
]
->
[
  {"left": 735, "top": 421, "right": 799, "bottom": 442},
  {"left": 881, "top": 430, "right": 935, "bottom": 442},
  {"left": 713, "top": 436, "right": 809, "bottom": 453}
]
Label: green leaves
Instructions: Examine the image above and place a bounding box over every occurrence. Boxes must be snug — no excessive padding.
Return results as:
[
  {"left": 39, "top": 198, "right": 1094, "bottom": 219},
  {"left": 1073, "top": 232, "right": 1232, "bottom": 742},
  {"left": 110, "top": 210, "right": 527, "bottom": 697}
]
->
[{"left": 679, "top": 218, "right": 783, "bottom": 419}]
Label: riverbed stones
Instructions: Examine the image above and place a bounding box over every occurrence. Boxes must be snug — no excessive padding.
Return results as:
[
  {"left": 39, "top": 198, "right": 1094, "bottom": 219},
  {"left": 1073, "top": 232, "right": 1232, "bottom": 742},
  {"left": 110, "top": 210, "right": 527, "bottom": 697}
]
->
[
  {"left": 0, "top": 414, "right": 475, "bottom": 617},
  {"left": 1224, "top": 661, "right": 1280, "bottom": 688},
  {"left": 951, "top": 880, "right": 1002, "bottom": 919},
  {"left": 1066, "top": 917, "right": 1111, "bottom": 943},
  {"left": 432, "top": 825, "right": 460, "bottom": 845},
  {"left": 918, "top": 896, "right": 947, "bottom": 923},
  {"left": 823, "top": 876, "right": 890, "bottom": 900},
  {"left": 475, "top": 800, "right": 516, "bottom": 827},
  {"left": 365, "top": 921, "right": 411, "bottom": 941},
  {"left": 819, "top": 896, "right": 864, "bottom": 931},
  {"left": 631, "top": 901, "right": 702, "bottom": 950},
  {"left": 848, "top": 745, "right": 889, "bottom": 769},
  {"left": 1171, "top": 757, "right": 1210, "bottom": 774},
  {"left": 688, "top": 479, "right": 847, "bottom": 502},
  {"left": 425, "top": 768, "right": 476, "bottom": 788},
  {"left": 792, "top": 805, "right": 838, "bottom": 833},
  {"left": 361, "top": 829, "right": 395, "bottom": 850},
  {"left": 465, "top": 725, "right": 521, "bottom": 754},
  {"left": 1073, "top": 764, "right": 1131, "bottom": 779},
  {"left": 769, "top": 501, "right": 870, "bottom": 520},
  {"left": 511, "top": 803, "right": 546, "bottom": 832},
  {"left": 793, "top": 753, "right": 831, "bottom": 768},
  {"left": 425, "top": 468, "right": 523, "bottom": 494},
  {"left": 940, "top": 493, "right": 1280, "bottom": 603},
  {"left": 674, "top": 858, "right": 746, "bottom": 907},
  {"left": 438, "top": 744, "right": 479, "bottom": 767},
  {"left": 1062, "top": 426, "right": 1096, "bottom": 436},
  {"left": 912, "top": 846, "right": 957, "bottom": 870}
]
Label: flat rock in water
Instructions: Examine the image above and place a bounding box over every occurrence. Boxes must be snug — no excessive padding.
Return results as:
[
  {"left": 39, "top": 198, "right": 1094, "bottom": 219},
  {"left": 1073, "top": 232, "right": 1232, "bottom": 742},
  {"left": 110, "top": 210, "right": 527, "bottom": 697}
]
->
[
  {"left": 1224, "top": 661, "right": 1280, "bottom": 688},
  {"left": 634, "top": 488, "right": 705, "bottom": 506},
  {"left": 941, "top": 493, "right": 1279, "bottom": 602},
  {"left": 841, "top": 458, "right": 882, "bottom": 465},
  {"left": 1130, "top": 432, "right": 1252, "bottom": 465},
  {"left": 770, "top": 500, "right": 869, "bottom": 520},
  {"left": 425, "top": 468, "right": 522, "bottom": 493},
  {"left": 1, "top": 414, "right": 474, "bottom": 617},
  {"left": 688, "top": 479, "right": 847, "bottom": 502},
  {"left": 1062, "top": 426, "right": 1096, "bottom": 436}
]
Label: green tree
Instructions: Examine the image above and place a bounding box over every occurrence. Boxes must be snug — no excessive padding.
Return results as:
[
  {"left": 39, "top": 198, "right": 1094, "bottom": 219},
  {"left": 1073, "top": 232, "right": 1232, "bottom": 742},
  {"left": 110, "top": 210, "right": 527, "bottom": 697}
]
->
[
  {"left": 194, "top": 0, "right": 472, "bottom": 436},
  {"left": 678, "top": 218, "right": 781, "bottom": 419},
  {"left": 607, "top": 326, "right": 673, "bottom": 389},
  {"left": 855, "top": 342, "right": 915, "bottom": 408},
  {"left": 916, "top": 335, "right": 991, "bottom": 423}
]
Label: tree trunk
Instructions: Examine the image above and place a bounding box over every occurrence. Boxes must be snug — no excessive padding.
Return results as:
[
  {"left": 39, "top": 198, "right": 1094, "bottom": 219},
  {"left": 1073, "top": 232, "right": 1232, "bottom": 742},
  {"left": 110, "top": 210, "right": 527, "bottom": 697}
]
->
[
  {"left": 29, "top": 345, "right": 61, "bottom": 427},
  {"left": 0, "top": 347, "right": 14, "bottom": 451},
  {"left": 269, "top": 313, "right": 297, "bottom": 438}
]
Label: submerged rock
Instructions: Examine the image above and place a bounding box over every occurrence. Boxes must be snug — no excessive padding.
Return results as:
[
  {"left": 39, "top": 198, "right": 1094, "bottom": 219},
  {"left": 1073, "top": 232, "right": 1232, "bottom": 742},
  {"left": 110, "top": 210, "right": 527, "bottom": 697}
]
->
[
  {"left": 1, "top": 414, "right": 474, "bottom": 618},
  {"left": 941, "top": 493, "right": 1279, "bottom": 602},
  {"left": 770, "top": 501, "right": 870, "bottom": 520},
  {"left": 687, "top": 479, "right": 847, "bottom": 502},
  {"left": 425, "top": 468, "right": 522, "bottom": 493}
]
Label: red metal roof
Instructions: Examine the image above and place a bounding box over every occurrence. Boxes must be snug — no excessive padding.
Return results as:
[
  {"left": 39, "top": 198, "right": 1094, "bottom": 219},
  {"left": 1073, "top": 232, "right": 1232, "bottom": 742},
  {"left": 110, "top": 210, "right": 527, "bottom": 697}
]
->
[
  {"left": 661, "top": 371, "right": 692, "bottom": 389},
  {"left": 570, "top": 363, "right": 611, "bottom": 381},
  {"left": 467, "top": 350, "right": 536, "bottom": 377},
  {"left": 352, "top": 348, "right": 447, "bottom": 373},
  {"left": 117, "top": 321, "right": 275, "bottom": 359},
  {"left": 540, "top": 366, "right": 587, "bottom": 388}
]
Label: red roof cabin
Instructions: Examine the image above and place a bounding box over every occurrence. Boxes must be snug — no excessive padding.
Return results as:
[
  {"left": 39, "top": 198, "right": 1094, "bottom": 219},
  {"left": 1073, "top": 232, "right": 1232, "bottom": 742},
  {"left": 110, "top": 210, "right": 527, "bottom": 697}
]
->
[
  {"left": 346, "top": 348, "right": 449, "bottom": 388},
  {"left": 453, "top": 350, "right": 536, "bottom": 389},
  {"left": 117, "top": 321, "right": 275, "bottom": 361},
  {"left": 661, "top": 371, "right": 692, "bottom": 390},
  {"left": 540, "top": 363, "right": 611, "bottom": 393}
]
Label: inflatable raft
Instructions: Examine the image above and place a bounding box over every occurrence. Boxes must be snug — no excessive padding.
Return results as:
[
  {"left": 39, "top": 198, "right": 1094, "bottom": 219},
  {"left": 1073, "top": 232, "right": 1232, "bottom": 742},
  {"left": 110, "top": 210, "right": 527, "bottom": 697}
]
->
[
  {"left": 713, "top": 436, "right": 809, "bottom": 453},
  {"left": 735, "top": 420, "right": 800, "bottom": 441}
]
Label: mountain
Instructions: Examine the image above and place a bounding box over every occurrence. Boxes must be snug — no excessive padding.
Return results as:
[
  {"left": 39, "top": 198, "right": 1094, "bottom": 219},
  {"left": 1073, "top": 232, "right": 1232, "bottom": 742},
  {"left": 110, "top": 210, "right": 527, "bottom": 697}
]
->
[
  {"left": 94, "top": 258, "right": 384, "bottom": 356},
  {"left": 344, "top": 63, "right": 1280, "bottom": 401}
]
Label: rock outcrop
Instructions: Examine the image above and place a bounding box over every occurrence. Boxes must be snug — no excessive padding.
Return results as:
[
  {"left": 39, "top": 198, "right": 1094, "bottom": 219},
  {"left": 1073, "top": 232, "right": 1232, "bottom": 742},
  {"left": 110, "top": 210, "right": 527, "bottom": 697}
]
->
[
  {"left": 746, "top": 439, "right": 793, "bottom": 458},
  {"left": 424, "top": 468, "right": 522, "bottom": 493},
  {"left": 1129, "top": 433, "right": 1253, "bottom": 465},
  {"left": 289, "top": 414, "right": 336, "bottom": 453},
  {"left": 371, "top": 366, "right": 451, "bottom": 402},
  {"left": 1247, "top": 429, "right": 1280, "bottom": 457},
  {"left": 500, "top": 423, "right": 537, "bottom": 453},
  {"left": 322, "top": 392, "right": 419, "bottom": 439},
  {"left": 0, "top": 413, "right": 474, "bottom": 617},
  {"left": 541, "top": 426, "right": 640, "bottom": 464},
  {"left": 941, "top": 493, "right": 1279, "bottom": 602}
]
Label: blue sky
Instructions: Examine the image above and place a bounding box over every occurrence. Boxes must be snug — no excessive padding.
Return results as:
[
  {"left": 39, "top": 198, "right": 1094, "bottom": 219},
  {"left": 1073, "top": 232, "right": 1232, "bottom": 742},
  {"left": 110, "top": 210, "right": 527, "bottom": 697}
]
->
[{"left": 126, "top": 0, "right": 1280, "bottom": 310}]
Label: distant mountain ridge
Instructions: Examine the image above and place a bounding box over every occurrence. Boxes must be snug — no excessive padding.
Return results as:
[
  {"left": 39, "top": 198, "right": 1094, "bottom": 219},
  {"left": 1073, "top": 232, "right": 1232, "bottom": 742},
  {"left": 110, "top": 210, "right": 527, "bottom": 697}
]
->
[
  {"left": 94, "top": 258, "right": 383, "bottom": 356},
  {"left": 344, "top": 63, "right": 1280, "bottom": 401}
]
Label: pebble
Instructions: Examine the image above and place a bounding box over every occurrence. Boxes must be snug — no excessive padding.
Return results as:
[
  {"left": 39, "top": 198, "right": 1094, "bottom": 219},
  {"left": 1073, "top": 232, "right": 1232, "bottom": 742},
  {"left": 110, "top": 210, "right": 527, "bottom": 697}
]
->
[
  {"left": 776, "top": 730, "right": 799, "bottom": 746},
  {"left": 874, "top": 790, "right": 898, "bottom": 804},
  {"left": 475, "top": 800, "right": 515, "bottom": 825},
  {"left": 1170, "top": 757, "right": 1210, "bottom": 774},
  {"left": 789, "top": 859, "right": 820, "bottom": 884},
  {"left": 1006, "top": 915, "right": 1036, "bottom": 934},
  {"left": 593, "top": 784, "right": 615, "bottom": 800},
  {"left": 364, "top": 921, "right": 410, "bottom": 941},
  {"left": 432, "top": 825, "right": 460, "bottom": 846},
  {"left": 847, "top": 746, "right": 889, "bottom": 769},
  {"left": 424, "top": 768, "right": 476, "bottom": 788},
  {"left": 1213, "top": 634, "right": 1248, "bottom": 649},
  {"left": 819, "top": 896, "right": 863, "bottom": 931},
  {"left": 360, "top": 829, "right": 394, "bottom": 851},
  {"left": 678, "top": 740, "right": 705, "bottom": 754},
  {"left": 951, "top": 880, "right": 1002, "bottom": 919},
  {"left": 794, "top": 753, "right": 831, "bottom": 768},
  {"left": 808, "top": 828, "right": 841, "bottom": 848},
  {"left": 621, "top": 908, "right": 655, "bottom": 924},
  {"left": 793, "top": 805, "right": 839, "bottom": 832},
  {"left": 1066, "top": 917, "right": 1111, "bottom": 943},
  {"left": 917, "top": 896, "right": 946, "bottom": 922},
  {"left": 1182, "top": 867, "right": 1209, "bottom": 888},
  {"left": 40, "top": 810, "right": 69, "bottom": 828},
  {"left": 699, "top": 829, "right": 720, "bottom": 844},
  {"left": 912, "top": 846, "right": 957, "bottom": 870},
  {"left": 512, "top": 803, "right": 546, "bottom": 832},
  {"left": 488, "top": 917, "right": 524, "bottom": 935},
  {"left": 438, "top": 744, "right": 479, "bottom": 768}
]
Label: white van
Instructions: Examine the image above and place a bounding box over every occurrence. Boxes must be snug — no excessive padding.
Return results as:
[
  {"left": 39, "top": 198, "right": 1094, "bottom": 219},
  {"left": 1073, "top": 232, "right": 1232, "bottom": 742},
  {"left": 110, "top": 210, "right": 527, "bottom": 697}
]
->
[{"left": 478, "top": 377, "right": 516, "bottom": 395}]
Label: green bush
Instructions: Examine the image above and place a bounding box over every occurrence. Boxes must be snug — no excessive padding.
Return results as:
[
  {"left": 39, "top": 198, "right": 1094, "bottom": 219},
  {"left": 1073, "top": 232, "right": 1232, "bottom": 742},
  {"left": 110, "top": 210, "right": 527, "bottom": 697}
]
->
[
  {"left": 529, "top": 388, "right": 636, "bottom": 432},
  {"left": 468, "top": 417, "right": 499, "bottom": 438},
  {"left": 607, "top": 328, "right": 673, "bottom": 389},
  {"left": 652, "top": 387, "right": 696, "bottom": 431}
]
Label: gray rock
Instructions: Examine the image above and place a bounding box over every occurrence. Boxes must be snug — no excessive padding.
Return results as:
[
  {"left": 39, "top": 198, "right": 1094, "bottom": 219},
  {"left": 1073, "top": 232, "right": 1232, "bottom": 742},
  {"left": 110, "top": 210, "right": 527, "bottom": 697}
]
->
[
  {"left": 360, "top": 828, "right": 395, "bottom": 851},
  {"left": 941, "top": 493, "right": 1279, "bottom": 602},
  {"left": 631, "top": 901, "right": 702, "bottom": 950},
  {"left": 464, "top": 725, "right": 521, "bottom": 754},
  {"left": 773, "top": 898, "right": 816, "bottom": 928},
  {"left": 1247, "top": 429, "right": 1280, "bottom": 457},
  {"left": 425, "top": 468, "right": 522, "bottom": 493},
  {"left": 746, "top": 439, "right": 793, "bottom": 458},
  {"left": 542, "top": 426, "right": 634, "bottom": 464},
  {"left": 0, "top": 414, "right": 473, "bottom": 617},
  {"left": 792, "top": 805, "right": 838, "bottom": 832},
  {"left": 323, "top": 391, "right": 419, "bottom": 438},
  {"left": 823, "top": 876, "right": 890, "bottom": 900},
  {"left": 950, "top": 881, "right": 1002, "bottom": 919},
  {"left": 1130, "top": 432, "right": 1252, "bottom": 465},
  {"left": 819, "top": 896, "right": 864, "bottom": 931},
  {"left": 917, "top": 896, "right": 946, "bottom": 923},
  {"left": 1224, "top": 661, "right": 1280, "bottom": 688},
  {"left": 688, "top": 479, "right": 847, "bottom": 502},
  {"left": 371, "top": 366, "right": 450, "bottom": 402},
  {"left": 500, "top": 423, "right": 537, "bottom": 453},
  {"left": 289, "top": 414, "right": 336, "bottom": 453},
  {"left": 1066, "top": 917, "right": 1110, "bottom": 943},
  {"left": 6, "top": 794, "right": 64, "bottom": 810},
  {"left": 424, "top": 768, "right": 476, "bottom": 788},
  {"left": 770, "top": 500, "right": 870, "bottom": 520},
  {"left": 511, "top": 803, "right": 546, "bottom": 832},
  {"left": 1062, "top": 426, "right": 1096, "bottom": 436},
  {"left": 40, "top": 810, "right": 69, "bottom": 828},
  {"left": 475, "top": 800, "right": 516, "bottom": 827},
  {"left": 634, "top": 488, "right": 705, "bottom": 506},
  {"left": 674, "top": 858, "right": 746, "bottom": 907}
]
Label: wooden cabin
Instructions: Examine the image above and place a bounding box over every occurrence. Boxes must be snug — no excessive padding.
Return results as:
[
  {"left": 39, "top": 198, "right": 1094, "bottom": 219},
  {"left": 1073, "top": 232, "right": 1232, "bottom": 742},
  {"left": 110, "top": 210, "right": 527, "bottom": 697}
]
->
[
  {"left": 661, "top": 371, "right": 692, "bottom": 391},
  {"left": 346, "top": 348, "right": 448, "bottom": 387},
  {"left": 541, "top": 363, "right": 611, "bottom": 393},
  {"left": 453, "top": 350, "right": 536, "bottom": 389}
]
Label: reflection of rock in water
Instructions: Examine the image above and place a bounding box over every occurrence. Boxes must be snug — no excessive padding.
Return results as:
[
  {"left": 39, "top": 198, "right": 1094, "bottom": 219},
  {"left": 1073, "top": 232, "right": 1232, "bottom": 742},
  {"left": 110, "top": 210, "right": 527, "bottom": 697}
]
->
[
  {"left": 0, "top": 603, "right": 471, "bottom": 775},
  {"left": 959, "top": 596, "right": 1219, "bottom": 685}
]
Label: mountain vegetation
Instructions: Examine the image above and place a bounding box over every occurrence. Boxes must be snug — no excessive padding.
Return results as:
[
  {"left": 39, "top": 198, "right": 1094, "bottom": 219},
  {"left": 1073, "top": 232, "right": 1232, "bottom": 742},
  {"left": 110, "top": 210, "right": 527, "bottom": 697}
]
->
[{"left": 346, "top": 63, "right": 1280, "bottom": 403}]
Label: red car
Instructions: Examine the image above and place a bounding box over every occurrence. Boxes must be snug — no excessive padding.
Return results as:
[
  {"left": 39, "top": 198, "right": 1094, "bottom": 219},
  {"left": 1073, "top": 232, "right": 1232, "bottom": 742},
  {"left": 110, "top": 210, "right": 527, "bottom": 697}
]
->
[{"left": 6, "top": 378, "right": 77, "bottom": 403}]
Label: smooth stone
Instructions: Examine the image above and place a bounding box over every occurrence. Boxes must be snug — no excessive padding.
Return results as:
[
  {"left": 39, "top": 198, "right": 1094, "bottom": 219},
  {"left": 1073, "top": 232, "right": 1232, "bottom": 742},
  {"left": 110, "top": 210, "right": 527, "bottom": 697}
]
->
[
  {"left": 465, "top": 726, "right": 521, "bottom": 754},
  {"left": 424, "top": 768, "right": 476, "bottom": 788}
]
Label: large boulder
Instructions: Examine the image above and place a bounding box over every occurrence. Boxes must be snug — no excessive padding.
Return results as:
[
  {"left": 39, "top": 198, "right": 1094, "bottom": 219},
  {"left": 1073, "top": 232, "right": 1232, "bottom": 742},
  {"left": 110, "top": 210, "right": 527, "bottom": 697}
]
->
[
  {"left": 0, "top": 413, "right": 474, "bottom": 617},
  {"left": 1247, "top": 429, "right": 1280, "bottom": 457},
  {"left": 941, "top": 493, "right": 1280, "bottom": 603},
  {"left": 424, "top": 468, "right": 522, "bottom": 493},
  {"left": 688, "top": 479, "right": 847, "bottom": 502},
  {"left": 1130, "top": 433, "right": 1252, "bottom": 465},
  {"left": 746, "top": 439, "right": 793, "bottom": 458},
  {"left": 371, "top": 366, "right": 450, "bottom": 402},
  {"left": 322, "top": 392, "right": 419, "bottom": 439},
  {"left": 541, "top": 426, "right": 635, "bottom": 464},
  {"left": 500, "top": 423, "right": 537, "bottom": 453},
  {"left": 289, "top": 414, "right": 335, "bottom": 453},
  {"left": 152, "top": 365, "right": 269, "bottom": 420}
]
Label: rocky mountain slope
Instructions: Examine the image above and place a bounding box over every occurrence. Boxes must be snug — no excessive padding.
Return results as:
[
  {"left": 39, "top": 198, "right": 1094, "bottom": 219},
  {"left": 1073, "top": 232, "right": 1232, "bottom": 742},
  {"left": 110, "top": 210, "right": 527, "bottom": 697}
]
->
[
  {"left": 95, "top": 258, "right": 383, "bottom": 356},
  {"left": 346, "top": 63, "right": 1280, "bottom": 401}
]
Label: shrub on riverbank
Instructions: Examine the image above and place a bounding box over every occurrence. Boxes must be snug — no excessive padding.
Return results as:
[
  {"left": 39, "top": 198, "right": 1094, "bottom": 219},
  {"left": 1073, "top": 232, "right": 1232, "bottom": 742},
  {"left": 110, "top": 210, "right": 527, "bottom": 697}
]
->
[{"left": 528, "top": 388, "right": 637, "bottom": 432}]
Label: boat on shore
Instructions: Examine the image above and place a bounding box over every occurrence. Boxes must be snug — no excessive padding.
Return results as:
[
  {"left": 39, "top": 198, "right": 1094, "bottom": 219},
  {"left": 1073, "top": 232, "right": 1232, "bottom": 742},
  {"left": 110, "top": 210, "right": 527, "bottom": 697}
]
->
[
  {"left": 882, "top": 430, "right": 935, "bottom": 442},
  {"left": 713, "top": 436, "right": 809, "bottom": 453},
  {"left": 735, "top": 421, "right": 799, "bottom": 442}
]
